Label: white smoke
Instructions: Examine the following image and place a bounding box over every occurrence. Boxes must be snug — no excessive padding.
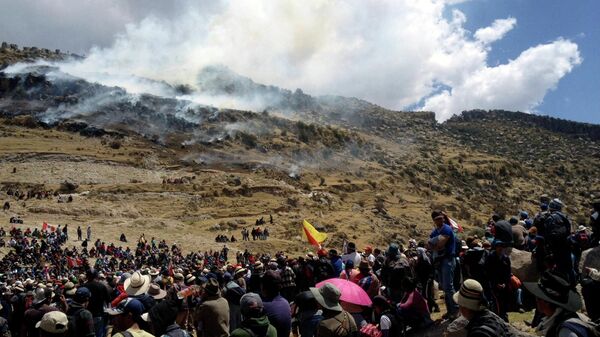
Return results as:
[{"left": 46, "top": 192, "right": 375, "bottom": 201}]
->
[{"left": 9, "top": 0, "right": 582, "bottom": 121}]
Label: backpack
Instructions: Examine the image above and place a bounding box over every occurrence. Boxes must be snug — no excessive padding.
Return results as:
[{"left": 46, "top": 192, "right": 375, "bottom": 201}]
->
[
  {"left": 162, "top": 329, "right": 192, "bottom": 337},
  {"left": 67, "top": 308, "right": 85, "bottom": 337},
  {"left": 414, "top": 248, "right": 433, "bottom": 280},
  {"left": 224, "top": 283, "right": 246, "bottom": 305},
  {"left": 358, "top": 275, "right": 373, "bottom": 293},
  {"left": 332, "top": 311, "right": 358, "bottom": 337},
  {"left": 545, "top": 212, "right": 571, "bottom": 248},
  {"left": 561, "top": 317, "right": 600, "bottom": 337},
  {"left": 387, "top": 257, "right": 413, "bottom": 286}
]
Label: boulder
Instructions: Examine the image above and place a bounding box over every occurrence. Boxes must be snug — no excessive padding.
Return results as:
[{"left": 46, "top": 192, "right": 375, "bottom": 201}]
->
[
  {"left": 510, "top": 248, "right": 539, "bottom": 282},
  {"left": 580, "top": 246, "right": 600, "bottom": 271},
  {"left": 405, "top": 317, "right": 467, "bottom": 337}
]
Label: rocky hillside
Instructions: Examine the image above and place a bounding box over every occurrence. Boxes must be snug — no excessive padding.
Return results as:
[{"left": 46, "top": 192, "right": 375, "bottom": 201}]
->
[
  {"left": 0, "top": 46, "right": 598, "bottom": 254},
  {"left": 0, "top": 42, "right": 74, "bottom": 69}
]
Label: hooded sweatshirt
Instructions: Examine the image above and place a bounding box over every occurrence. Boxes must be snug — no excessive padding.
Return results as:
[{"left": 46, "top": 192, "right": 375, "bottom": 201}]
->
[{"left": 230, "top": 316, "right": 277, "bottom": 337}]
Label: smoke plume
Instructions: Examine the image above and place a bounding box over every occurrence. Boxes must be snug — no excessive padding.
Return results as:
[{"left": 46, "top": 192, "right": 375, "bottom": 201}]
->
[{"left": 2, "top": 0, "right": 581, "bottom": 121}]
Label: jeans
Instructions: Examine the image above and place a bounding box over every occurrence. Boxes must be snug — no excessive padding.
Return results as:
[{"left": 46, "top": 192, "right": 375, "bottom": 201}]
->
[{"left": 437, "top": 256, "right": 459, "bottom": 314}]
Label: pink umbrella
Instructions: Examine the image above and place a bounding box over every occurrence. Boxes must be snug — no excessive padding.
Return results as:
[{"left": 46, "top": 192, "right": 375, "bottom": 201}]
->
[{"left": 315, "top": 278, "right": 372, "bottom": 307}]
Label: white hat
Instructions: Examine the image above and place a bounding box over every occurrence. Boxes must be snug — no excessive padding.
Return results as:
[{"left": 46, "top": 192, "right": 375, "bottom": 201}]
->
[
  {"left": 36, "top": 311, "right": 68, "bottom": 334},
  {"left": 453, "top": 279, "right": 486, "bottom": 311},
  {"left": 124, "top": 271, "right": 151, "bottom": 296}
]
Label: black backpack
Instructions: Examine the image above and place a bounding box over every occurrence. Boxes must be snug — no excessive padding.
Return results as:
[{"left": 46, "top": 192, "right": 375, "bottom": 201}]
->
[
  {"left": 561, "top": 317, "right": 600, "bottom": 337},
  {"left": 67, "top": 308, "right": 84, "bottom": 337},
  {"left": 387, "top": 257, "right": 413, "bottom": 287},
  {"left": 545, "top": 212, "right": 571, "bottom": 247}
]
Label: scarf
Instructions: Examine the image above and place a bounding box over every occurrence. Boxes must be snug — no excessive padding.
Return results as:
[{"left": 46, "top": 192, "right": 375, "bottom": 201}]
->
[{"left": 536, "top": 307, "right": 563, "bottom": 336}]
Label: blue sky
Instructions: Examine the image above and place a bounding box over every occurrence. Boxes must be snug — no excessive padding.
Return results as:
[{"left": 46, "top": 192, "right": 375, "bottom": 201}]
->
[{"left": 453, "top": 0, "right": 600, "bottom": 124}]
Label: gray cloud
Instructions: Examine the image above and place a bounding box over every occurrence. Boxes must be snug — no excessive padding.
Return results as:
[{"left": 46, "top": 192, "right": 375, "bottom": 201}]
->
[{"left": 0, "top": 0, "right": 218, "bottom": 53}]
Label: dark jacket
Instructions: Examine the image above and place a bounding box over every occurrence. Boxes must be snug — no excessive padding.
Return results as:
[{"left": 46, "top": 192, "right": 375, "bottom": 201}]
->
[
  {"left": 466, "top": 309, "right": 510, "bottom": 337},
  {"left": 84, "top": 280, "right": 110, "bottom": 317},
  {"left": 230, "top": 316, "right": 277, "bottom": 337},
  {"left": 66, "top": 302, "right": 95, "bottom": 337}
]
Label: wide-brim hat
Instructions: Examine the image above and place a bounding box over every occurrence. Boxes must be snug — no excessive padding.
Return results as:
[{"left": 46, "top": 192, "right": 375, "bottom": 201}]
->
[
  {"left": 234, "top": 267, "right": 247, "bottom": 277},
  {"left": 453, "top": 279, "right": 486, "bottom": 311},
  {"left": 203, "top": 278, "right": 220, "bottom": 296},
  {"left": 147, "top": 284, "right": 167, "bottom": 300},
  {"left": 185, "top": 274, "right": 196, "bottom": 285},
  {"left": 64, "top": 282, "right": 76, "bottom": 296},
  {"left": 310, "top": 283, "right": 342, "bottom": 312},
  {"left": 524, "top": 271, "right": 582, "bottom": 312},
  {"left": 124, "top": 272, "right": 151, "bottom": 296},
  {"left": 358, "top": 260, "right": 370, "bottom": 271},
  {"left": 32, "top": 288, "right": 50, "bottom": 305}
]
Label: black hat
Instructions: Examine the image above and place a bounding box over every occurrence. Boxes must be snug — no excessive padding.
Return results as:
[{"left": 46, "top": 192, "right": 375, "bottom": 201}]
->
[{"left": 524, "top": 271, "right": 581, "bottom": 312}]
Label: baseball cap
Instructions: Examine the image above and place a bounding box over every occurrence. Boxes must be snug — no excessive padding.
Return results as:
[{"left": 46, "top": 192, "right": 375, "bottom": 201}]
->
[
  {"left": 36, "top": 311, "right": 68, "bottom": 334},
  {"left": 74, "top": 287, "right": 91, "bottom": 303},
  {"left": 105, "top": 298, "right": 145, "bottom": 318}
]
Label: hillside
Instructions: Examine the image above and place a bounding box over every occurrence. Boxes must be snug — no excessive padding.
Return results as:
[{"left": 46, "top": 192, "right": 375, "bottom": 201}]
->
[{"left": 0, "top": 47, "right": 598, "bottom": 254}]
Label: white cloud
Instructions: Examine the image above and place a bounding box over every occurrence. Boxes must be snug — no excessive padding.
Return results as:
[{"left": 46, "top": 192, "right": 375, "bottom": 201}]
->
[
  {"left": 422, "top": 39, "right": 582, "bottom": 120},
  {"left": 475, "top": 17, "right": 517, "bottom": 45},
  {"left": 2, "top": 0, "right": 581, "bottom": 121}
]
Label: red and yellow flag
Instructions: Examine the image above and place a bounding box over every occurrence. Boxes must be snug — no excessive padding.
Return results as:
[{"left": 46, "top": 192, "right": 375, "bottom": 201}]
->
[{"left": 302, "top": 220, "right": 327, "bottom": 247}]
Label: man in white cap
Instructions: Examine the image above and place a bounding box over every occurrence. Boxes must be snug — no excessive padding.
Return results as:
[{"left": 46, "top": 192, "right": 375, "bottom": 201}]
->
[
  {"left": 23, "top": 288, "right": 59, "bottom": 337},
  {"left": 453, "top": 279, "right": 512, "bottom": 337},
  {"left": 36, "top": 311, "right": 69, "bottom": 337}
]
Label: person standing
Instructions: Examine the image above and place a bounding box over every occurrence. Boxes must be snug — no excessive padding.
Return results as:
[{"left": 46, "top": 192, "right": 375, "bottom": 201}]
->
[
  {"left": 66, "top": 287, "right": 95, "bottom": 337},
  {"left": 428, "top": 210, "right": 459, "bottom": 319},
  {"left": 194, "top": 278, "right": 229, "bottom": 337},
  {"left": 22, "top": 288, "right": 59, "bottom": 337},
  {"left": 544, "top": 199, "right": 575, "bottom": 284},
  {"left": 510, "top": 217, "right": 527, "bottom": 250},
  {"left": 84, "top": 269, "right": 110, "bottom": 337},
  {"left": 310, "top": 283, "right": 357, "bottom": 337},
  {"left": 484, "top": 233, "right": 512, "bottom": 322},
  {"left": 261, "top": 271, "right": 291, "bottom": 337},
  {"left": 87, "top": 225, "right": 91, "bottom": 241},
  {"left": 77, "top": 226, "right": 82, "bottom": 241},
  {"left": 231, "top": 293, "right": 277, "bottom": 337},
  {"left": 143, "top": 300, "right": 191, "bottom": 337},
  {"left": 109, "top": 298, "right": 154, "bottom": 337}
]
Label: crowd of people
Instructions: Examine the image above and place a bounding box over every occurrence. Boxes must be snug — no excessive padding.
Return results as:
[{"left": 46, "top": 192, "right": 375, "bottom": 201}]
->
[{"left": 0, "top": 195, "right": 598, "bottom": 337}]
